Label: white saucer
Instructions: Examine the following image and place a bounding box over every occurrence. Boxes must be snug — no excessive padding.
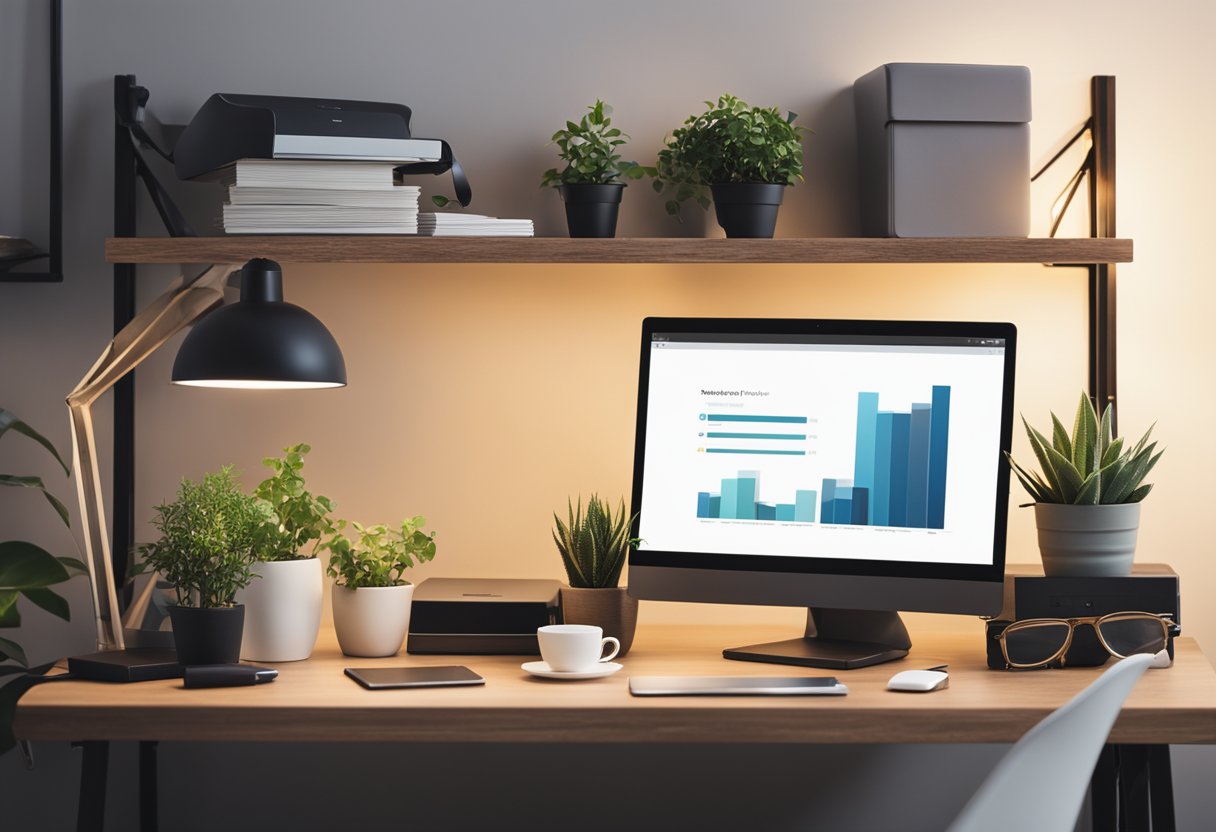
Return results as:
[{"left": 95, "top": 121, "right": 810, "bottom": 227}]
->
[{"left": 521, "top": 660, "right": 624, "bottom": 680}]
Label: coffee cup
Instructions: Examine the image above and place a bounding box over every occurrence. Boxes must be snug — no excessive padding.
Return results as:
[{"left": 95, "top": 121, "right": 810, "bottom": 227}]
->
[{"left": 537, "top": 624, "right": 620, "bottom": 672}]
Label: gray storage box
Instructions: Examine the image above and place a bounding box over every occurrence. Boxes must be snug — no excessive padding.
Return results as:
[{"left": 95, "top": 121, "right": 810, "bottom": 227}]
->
[{"left": 854, "top": 63, "right": 1031, "bottom": 237}]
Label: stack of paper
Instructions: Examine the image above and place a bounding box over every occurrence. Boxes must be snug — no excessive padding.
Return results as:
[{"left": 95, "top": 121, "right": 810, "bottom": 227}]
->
[
  {"left": 417, "top": 213, "right": 535, "bottom": 237},
  {"left": 209, "top": 160, "right": 420, "bottom": 234}
]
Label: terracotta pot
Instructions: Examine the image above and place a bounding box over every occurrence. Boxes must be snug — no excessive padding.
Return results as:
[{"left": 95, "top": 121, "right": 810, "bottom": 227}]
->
[{"left": 559, "top": 586, "right": 638, "bottom": 657}]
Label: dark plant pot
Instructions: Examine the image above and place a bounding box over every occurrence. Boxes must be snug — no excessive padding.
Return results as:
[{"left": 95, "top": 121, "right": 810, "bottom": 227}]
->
[
  {"left": 168, "top": 604, "right": 245, "bottom": 666},
  {"left": 559, "top": 586, "right": 638, "bottom": 657},
  {"left": 558, "top": 183, "right": 625, "bottom": 238},
  {"left": 710, "top": 182, "right": 786, "bottom": 238}
]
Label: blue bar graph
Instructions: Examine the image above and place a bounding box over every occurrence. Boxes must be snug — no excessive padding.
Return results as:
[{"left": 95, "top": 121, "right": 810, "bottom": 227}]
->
[
  {"left": 821, "top": 387, "right": 951, "bottom": 530},
  {"left": 696, "top": 472, "right": 818, "bottom": 524},
  {"left": 705, "top": 448, "right": 806, "bottom": 456},
  {"left": 706, "top": 414, "right": 808, "bottom": 423},
  {"left": 927, "top": 386, "right": 950, "bottom": 529}
]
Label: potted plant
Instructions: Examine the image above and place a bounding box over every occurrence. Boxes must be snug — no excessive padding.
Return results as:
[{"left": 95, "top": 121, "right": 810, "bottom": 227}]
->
[
  {"left": 552, "top": 495, "right": 640, "bottom": 657},
  {"left": 236, "top": 443, "right": 335, "bottom": 662},
  {"left": 140, "top": 467, "right": 272, "bottom": 665},
  {"left": 540, "top": 100, "right": 651, "bottom": 238},
  {"left": 1007, "top": 393, "right": 1163, "bottom": 577},
  {"left": 326, "top": 517, "right": 436, "bottom": 657},
  {"left": 651, "top": 94, "right": 808, "bottom": 238}
]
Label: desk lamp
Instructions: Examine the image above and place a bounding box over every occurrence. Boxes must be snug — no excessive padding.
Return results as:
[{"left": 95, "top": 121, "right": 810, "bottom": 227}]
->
[{"left": 67, "top": 259, "right": 344, "bottom": 667}]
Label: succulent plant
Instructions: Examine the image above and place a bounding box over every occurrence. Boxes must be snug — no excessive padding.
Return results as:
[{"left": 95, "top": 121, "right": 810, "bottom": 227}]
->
[
  {"left": 552, "top": 495, "right": 637, "bottom": 589},
  {"left": 1007, "top": 393, "right": 1162, "bottom": 505}
]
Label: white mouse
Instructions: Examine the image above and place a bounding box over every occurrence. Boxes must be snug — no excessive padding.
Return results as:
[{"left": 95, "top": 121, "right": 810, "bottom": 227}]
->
[{"left": 887, "top": 669, "right": 949, "bottom": 692}]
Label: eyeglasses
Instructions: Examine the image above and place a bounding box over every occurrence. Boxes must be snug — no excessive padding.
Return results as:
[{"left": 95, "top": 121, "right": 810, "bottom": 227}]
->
[{"left": 994, "top": 612, "right": 1177, "bottom": 670}]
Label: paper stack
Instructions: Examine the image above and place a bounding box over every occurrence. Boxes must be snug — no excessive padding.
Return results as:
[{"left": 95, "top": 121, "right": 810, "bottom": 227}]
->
[
  {"left": 211, "top": 160, "right": 420, "bottom": 234},
  {"left": 418, "top": 213, "right": 534, "bottom": 237}
]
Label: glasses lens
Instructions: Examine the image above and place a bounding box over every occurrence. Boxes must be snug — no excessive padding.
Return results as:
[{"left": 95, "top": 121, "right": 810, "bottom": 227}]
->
[
  {"left": 1004, "top": 622, "right": 1071, "bottom": 666},
  {"left": 1099, "top": 615, "right": 1167, "bottom": 657}
]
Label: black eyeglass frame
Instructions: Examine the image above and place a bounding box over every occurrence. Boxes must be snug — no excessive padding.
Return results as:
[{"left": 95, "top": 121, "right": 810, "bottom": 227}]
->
[{"left": 994, "top": 611, "right": 1179, "bottom": 670}]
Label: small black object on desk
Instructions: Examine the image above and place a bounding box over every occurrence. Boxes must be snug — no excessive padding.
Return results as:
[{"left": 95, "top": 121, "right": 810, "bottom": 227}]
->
[{"left": 183, "top": 664, "right": 278, "bottom": 689}]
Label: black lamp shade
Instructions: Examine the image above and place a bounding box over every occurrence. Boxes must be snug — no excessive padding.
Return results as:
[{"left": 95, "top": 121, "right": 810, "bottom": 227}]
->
[{"left": 172, "top": 259, "right": 346, "bottom": 389}]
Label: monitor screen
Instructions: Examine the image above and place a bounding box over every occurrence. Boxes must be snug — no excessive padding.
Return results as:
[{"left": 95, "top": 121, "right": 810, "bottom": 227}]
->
[{"left": 631, "top": 318, "right": 1016, "bottom": 582}]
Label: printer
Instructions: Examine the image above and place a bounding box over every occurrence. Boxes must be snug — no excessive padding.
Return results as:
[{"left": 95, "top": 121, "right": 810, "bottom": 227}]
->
[{"left": 174, "top": 93, "right": 470, "bottom": 204}]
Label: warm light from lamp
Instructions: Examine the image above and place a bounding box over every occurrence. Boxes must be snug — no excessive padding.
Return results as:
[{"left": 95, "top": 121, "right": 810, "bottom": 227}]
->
[{"left": 171, "top": 379, "right": 346, "bottom": 390}]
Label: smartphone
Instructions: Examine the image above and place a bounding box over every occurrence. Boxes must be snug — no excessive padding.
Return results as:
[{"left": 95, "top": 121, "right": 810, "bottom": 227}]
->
[{"left": 344, "top": 665, "right": 485, "bottom": 690}]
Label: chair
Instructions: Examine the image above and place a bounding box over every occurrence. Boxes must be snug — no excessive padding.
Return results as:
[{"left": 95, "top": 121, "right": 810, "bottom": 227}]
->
[{"left": 947, "top": 653, "right": 1155, "bottom": 832}]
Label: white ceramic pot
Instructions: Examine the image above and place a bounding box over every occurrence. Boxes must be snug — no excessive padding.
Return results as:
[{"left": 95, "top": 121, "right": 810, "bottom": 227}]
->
[
  {"left": 1035, "top": 503, "right": 1141, "bottom": 577},
  {"left": 237, "top": 558, "right": 324, "bottom": 662},
  {"left": 331, "top": 583, "right": 414, "bottom": 658}
]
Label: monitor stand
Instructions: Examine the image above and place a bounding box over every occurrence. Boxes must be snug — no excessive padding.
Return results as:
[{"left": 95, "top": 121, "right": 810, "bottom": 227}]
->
[{"left": 723, "top": 607, "right": 911, "bottom": 670}]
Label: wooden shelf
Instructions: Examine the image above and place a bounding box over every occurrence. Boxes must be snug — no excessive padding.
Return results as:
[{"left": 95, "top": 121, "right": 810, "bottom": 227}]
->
[{"left": 105, "top": 236, "right": 1133, "bottom": 265}]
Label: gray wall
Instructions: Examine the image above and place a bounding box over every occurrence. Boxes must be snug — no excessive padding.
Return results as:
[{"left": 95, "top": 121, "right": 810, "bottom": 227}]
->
[{"left": 3, "top": 1, "right": 1215, "bottom": 829}]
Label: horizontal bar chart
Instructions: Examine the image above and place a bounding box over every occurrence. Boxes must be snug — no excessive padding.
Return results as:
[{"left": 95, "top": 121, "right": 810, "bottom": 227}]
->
[
  {"left": 705, "top": 448, "right": 806, "bottom": 456},
  {"left": 704, "top": 414, "right": 808, "bottom": 424},
  {"left": 705, "top": 432, "right": 807, "bottom": 440}
]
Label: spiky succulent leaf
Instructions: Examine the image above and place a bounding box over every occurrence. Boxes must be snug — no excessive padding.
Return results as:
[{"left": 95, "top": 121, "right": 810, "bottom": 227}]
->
[
  {"left": 1102, "top": 443, "right": 1159, "bottom": 504},
  {"left": 1006, "top": 453, "right": 1057, "bottom": 502},
  {"left": 1126, "top": 483, "right": 1153, "bottom": 503},
  {"left": 1050, "top": 414, "right": 1072, "bottom": 459},
  {"left": 1074, "top": 471, "right": 1102, "bottom": 505},
  {"left": 1097, "top": 404, "right": 1113, "bottom": 468},
  {"left": 1024, "top": 418, "right": 1065, "bottom": 499},
  {"left": 1100, "top": 436, "right": 1125, "bottom": 468},
  {"left": 1071, "top": 394, "right": 1099, "bottom": 476},
  {"left": 1043, "top": 444, "right": 1084, "bottom": 503},
  {"left": 552, "top": 494, "right": 637, "bottom": 588}
]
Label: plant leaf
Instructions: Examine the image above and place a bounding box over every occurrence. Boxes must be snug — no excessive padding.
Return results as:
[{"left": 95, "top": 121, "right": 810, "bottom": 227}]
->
[
  {"left": 19, "top": 588, "right": 70, "bottom": 622},
  {"left": 0, "top": 475, "right": 70, "bottom": 527},
  {"left": 0, "top": 409, "right": 69, "bottom": 475},
  {"left": 0, "top": 542, "right": 70, "bottom": 590},
  {"left": 0, "top": 637, "right": 27, "bottom": 667},
  {"left": 1126, "top": 483, "right": 1153, "bottom": 503},
  {"left": 1043, "top": 443, "right": 1083, "bottom": 503},
  {"left": 1050, "top": 414, "right": 1072, "bottom": 459},
  {"left": 1023, "top": 418, "right": 1065, "bottom": 500}
]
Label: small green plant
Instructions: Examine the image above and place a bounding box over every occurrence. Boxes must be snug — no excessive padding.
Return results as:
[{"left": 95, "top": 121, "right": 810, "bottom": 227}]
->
[
  {"left": 1007, "top": 393, "right": 1163, "bottom": 505},
  {"left": 326, "top": 518, "right": 437, "bottom": 589},
  {"left": 552, "top": 495, "right": 638, "bottom": 589},
  {"left": 140, "top": 467, "right": 274, "bottom": 608},
  {"left": 539, "top": 100, "right": 652, "bottom": 188},
  {"left": 651, "top": 93, "right": 808, "bottom": 217},
  {"left": 252, "top": 443, "right": 336, "bottom": 562}
]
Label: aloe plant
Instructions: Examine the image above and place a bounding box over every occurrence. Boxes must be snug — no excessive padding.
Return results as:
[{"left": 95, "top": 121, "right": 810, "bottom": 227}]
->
[
  {"left": 552, "top": 495, "right": 637, "bottom": 589},
  {"left": 1006, "top": 393, "right": 1162, "bottom": 505}
]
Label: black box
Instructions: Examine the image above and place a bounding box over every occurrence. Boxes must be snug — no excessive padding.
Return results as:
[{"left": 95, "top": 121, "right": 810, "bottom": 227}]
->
[
  {"left": 67, "top": 648, "right": 182, "bottom": 682},
  {"left": 987, "top": 563, "right": 1180, "bottom": 669},
  {"left": 407, "top": 578, "right": 562, "bottom": 655}
]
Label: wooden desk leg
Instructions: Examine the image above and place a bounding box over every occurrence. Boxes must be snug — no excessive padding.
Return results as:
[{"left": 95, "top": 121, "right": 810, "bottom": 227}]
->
[
  {"left": 75, "top": 741, "right": 109, "bottom": 832},
  {"left": 1146, "top": 745, "right": 1176, "bottom": 832},
  {"left": 1092, "top": 744, "right": 1118, "bottom": 831},
  {"left": 139, "top": 741, "right": 159, "bottom": 832},
  {"left": 1117, "top": 745, "right": 1150, "bottom": 831}
]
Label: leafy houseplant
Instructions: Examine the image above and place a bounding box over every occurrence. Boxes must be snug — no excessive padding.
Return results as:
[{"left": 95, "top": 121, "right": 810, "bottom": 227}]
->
[
  {"left": 237, "top": 444, "right": 335, "bottom": 662},
  {"left": 652, "top": 94, "right": 808, "bottom": 238},
  {"left": 326, "top": 518, "right": 437, "bottom": 657},
  {"left": 0, "top": 409, "right": 85, "bottom": 755},
  {"left": 552, "top": 495, "right": 640, "bottom": 657},
  {"left": 540, "top": 100, "right": 651, "bottom": 238},
  {"left": 1007, "top": 393, "right": 1163, "bottom": 576},
  {"left": 140, "top": 466, "right": 273, "bottom": 664}
]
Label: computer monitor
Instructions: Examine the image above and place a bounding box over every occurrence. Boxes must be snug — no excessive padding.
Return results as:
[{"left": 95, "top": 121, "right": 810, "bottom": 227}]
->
[{"left": 628, "top": 317, "right": 1017, "bottom": 669}]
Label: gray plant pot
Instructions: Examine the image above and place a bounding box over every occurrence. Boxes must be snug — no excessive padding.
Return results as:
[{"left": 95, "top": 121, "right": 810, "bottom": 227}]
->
[{"left": 1034, "top": 503, "right": 1141, "bottom": 577}]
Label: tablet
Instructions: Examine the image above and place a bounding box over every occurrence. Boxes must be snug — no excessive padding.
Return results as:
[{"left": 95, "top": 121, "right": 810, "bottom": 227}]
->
[
  {"left": 629, "top": 675, "right": 848, "bottom": 696},
  {"left": 344, "top": 665, "right": 485, "bottom": 690}
]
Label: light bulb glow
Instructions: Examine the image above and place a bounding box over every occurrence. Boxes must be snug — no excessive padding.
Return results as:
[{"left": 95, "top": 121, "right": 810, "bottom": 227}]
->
[{"left": 171, "top": 379, "right": 345, "bottom": 390}]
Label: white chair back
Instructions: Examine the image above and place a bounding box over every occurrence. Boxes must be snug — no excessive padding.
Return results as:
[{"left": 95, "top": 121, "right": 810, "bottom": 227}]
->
[{"left": 947, "top": 653, "right": 1154, "bottom": 832}]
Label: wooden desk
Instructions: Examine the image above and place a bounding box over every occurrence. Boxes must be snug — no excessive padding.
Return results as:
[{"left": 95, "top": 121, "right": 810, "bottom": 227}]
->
[{"left": 17, "top": 625, "right": 1216, "bottom": 746}]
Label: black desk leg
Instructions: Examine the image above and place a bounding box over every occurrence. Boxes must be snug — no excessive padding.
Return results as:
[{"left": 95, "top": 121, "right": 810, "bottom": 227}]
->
[
  {"left": 139, "top": 741, "right": 159, "bottom": 832},
  {"left": 1118, "top": 745, "right": 1151, "bottom": 831},
  {"left": 1092, "top": 744, "right": 1119, "bottom": 831},
  {"left": 1146, "top": 745, "right": 1176, "bottom": 832},
  {"left": 76, "top": 741, "right": 109, "bottom": 832}
]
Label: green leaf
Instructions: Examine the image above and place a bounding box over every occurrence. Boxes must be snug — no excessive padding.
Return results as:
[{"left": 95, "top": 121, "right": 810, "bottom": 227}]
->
[
  {"left": 20, "top": 588, "right": 70, "bottom": 622},
  {"left": 1050, "top": 414, "right": 1072, "bottom": 458},
  {"left": 1074, "top": 471, "right": 1102, "bottom": 505},
  {"left": 0, "top": 542, "right": 70, "bottom": 590},
  {"left": 1102, "top": 443, "right": 1160, "bottom": 504},
  {"left": 1100, "top": 436, "right": 1125, "bottom": 468},
  {"left": 1043, "top": 443, "right": 1084, "bottom": 503},
  {"left": 1126, "top": 483, "right": 1153, "bottom": 503},
  {"left": 0, "top": 592, "right": 18, "bottom": 627},
  {"left": 0, "top": 636, "right": 28, "bottom": 667},
  {"left": 0, "top": 409, "right": 69, "bottom": 476},
  {"left": 0, "top": 475, "right": 70, "bottom": 527},
  {"left": 1006, "top": 453, "right": 1054, "bottom": 502},
  {"left": 1023, "top": 418, "right": 1065, "bottom": 500},
  {"left": 1097, "top": 403, "right": 1113, "bottom": 464},
  {"left": 1071, "top": 394, "right": 1098, "bottom": 475}
]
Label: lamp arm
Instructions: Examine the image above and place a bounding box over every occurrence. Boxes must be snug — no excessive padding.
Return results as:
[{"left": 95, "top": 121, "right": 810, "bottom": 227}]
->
[{"left": 66, "top": 264, "right": 239, "bottom": 651}]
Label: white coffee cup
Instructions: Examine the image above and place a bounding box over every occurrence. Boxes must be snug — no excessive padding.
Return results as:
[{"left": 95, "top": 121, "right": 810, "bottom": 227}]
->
[{"left": 537, "top": 624, "right": 620, "bottom": 672}]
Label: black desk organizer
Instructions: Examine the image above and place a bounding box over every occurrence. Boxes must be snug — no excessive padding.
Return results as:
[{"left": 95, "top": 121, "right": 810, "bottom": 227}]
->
[{"left": 986, "top": 564, "right": 1180, "bottom": 669}]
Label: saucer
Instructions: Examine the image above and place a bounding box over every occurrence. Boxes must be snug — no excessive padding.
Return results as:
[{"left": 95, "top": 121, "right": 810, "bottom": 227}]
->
[{"left": 521, "top": 660, "right": 624, "bottom": 680}]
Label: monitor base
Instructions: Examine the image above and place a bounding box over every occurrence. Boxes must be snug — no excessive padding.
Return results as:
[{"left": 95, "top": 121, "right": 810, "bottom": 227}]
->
[{"left": 723, "top": 607, "right": 912, "bottom": 670}]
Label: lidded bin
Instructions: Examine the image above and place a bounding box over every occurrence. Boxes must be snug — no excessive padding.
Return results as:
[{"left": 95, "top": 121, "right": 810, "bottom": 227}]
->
[{"left": 854, "top": 63, "right": 1031, "bottom": 237}]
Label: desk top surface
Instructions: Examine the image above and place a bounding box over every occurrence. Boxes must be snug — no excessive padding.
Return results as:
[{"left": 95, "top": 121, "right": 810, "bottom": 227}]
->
[{"left": 16, "top": 625, "right": 1216, "bottom": 744}]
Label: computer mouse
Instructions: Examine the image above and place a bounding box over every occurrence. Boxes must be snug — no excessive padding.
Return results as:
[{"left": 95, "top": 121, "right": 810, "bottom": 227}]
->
[{"left": 887, "top": 669, "right": 949, "bottom": 692}]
